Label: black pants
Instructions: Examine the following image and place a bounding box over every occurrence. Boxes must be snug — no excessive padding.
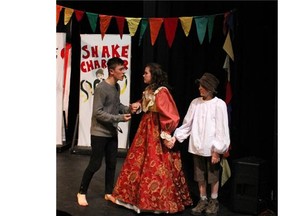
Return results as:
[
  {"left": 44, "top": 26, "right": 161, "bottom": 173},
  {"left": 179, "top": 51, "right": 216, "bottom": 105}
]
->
[{"left": 78, "top": 135, "right": 118, "bottom": 194}]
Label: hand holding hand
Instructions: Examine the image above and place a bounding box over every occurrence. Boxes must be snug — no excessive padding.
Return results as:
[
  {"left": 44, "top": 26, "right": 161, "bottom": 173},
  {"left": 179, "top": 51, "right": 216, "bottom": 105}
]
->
[
  {"left": 163, "top": 139, "right": 175, "bottom": 149},
  {"left": 130, "top": 102, "right": 141, "bottom": 114},
  {"left": 123, "top": 114, "right": 132, "bottom": 121}
]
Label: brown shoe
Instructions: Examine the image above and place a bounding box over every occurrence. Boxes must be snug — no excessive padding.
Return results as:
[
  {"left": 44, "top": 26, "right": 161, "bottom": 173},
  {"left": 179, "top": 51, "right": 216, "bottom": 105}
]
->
[
  {"left": 205, "top": 198, "right": 219, "bottom": 216},
  {"left": 104, "top": 194, "right": 116, "bottom": 203},
  {"left": 190, "top": 199, "right": 208, "bottom": 215}
]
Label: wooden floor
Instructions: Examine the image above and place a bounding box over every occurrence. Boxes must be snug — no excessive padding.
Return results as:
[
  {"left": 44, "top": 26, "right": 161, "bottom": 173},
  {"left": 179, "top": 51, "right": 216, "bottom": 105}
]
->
[{"left": 57, "top": 149, "right": 276, "bottom": 216}]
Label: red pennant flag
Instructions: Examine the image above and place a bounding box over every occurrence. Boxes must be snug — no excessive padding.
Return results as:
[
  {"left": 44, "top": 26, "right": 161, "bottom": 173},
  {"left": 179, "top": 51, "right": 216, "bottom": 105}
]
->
[
  {"left": 99, "top": 15, "right": 112, "bottom": 39},
  {"left": 74, "top": 10, "right": 85, "bottom": 22},
  {"left": 223, "top": 11, "right": 231, "bottom": 36},
  {"left": 115, "top": 16, "right": 125, "bottom": 39},
  {"left": 163, "top": 18, "right": 178, "bottom": 48},
  {"left": 149, "top": 18, "right": 163, "bottom": 46},
  {"left": 225, "top": 81, "right": 232, "bottom": 104},
  {"left": 56, "top": 5, "right": 63, "bottom": 25}
]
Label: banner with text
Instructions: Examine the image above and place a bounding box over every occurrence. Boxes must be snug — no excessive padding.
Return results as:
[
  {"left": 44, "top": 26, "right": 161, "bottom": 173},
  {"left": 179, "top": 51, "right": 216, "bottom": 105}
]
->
[{"left": 78, "top": 34, "right": 131, "bottom": 149}]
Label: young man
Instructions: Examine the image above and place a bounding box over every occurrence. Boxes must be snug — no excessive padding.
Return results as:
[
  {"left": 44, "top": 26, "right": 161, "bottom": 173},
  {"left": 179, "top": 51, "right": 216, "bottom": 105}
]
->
[{"left": 77, "top": 57, "right": 133, "bottom": 206}]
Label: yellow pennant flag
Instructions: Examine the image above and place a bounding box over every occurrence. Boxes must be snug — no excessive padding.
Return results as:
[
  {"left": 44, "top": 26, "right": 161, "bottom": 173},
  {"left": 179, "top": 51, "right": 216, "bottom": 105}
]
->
[
  {"left": 223, "top": 31, "right": 234, "bottom": 61},
  {"left": 179, "top": 16, "right": 193, "bottom": 37},
  {"left": 64, "top": 8, "right": 74, "bottom": 25},
  {"left": 220, "top": 158, "right": 231, "bottom": 187},
  {"left": 126, "top": 18, "right": 141, "bottom": 36}
]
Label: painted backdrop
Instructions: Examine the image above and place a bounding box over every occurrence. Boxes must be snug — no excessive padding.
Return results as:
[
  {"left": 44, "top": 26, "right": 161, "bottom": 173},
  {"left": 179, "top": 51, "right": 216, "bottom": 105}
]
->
[{"left": 78, "top": 34, "right": 131, "bottom": 149}]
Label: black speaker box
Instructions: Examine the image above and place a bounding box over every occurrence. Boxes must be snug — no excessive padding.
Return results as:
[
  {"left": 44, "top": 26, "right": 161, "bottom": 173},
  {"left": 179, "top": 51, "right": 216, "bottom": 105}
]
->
[{"left": 231, "top": 157, "right": 270, "bottom": 215}]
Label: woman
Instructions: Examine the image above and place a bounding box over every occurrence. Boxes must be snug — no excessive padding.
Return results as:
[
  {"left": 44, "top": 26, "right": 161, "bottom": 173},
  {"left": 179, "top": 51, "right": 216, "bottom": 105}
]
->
[{"left": 111, "top": 63, "right": 192, "bottom": 214}]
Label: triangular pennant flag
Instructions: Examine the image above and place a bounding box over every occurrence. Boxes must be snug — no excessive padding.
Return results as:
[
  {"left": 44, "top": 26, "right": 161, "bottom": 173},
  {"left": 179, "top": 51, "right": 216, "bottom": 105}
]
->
[
  {"left": 64, "top": 7, "right": 74, "bottom": 25},
  {"left": 207, "top": 15, "right": 215, "bottom": 43},
  {"left": 223, "top": 54, "right": 230, "bottom": 80},
  {"left": 115, "top": 16, "right": 125, "bottom": 39},
  {"left": 225, "top": 81, "right": 233, "bottom": 105},
  {"left": 163, "top": 18, "right": 178, "bottom": 48},
  {"left": 74, "top": 10, "right": 85, "bottom": 22},
  {"left": 56, "top": 5, "right": 63, "bottom": 25},
  {"left": 227, "top": 12, "right": 234, "bottom": 40},
  {"left": 179, "top": 16, "right": 193, "bottom": 37},
  {"left": 99, "top": 15, "right": 112, "bottom": 39},
  {"left": 126, "top": 17, "right": 141, "bottom": 36},
  {"left": 195, "top": 16, "right": 208, "bottom": 45},
  {"left": 223, "top": 11, "right": 231, "bottom": 36},
  {"left": 138, "top": 18, "right": 148, "bottom": 46},
  {"left": 223, "top": 55, "right": 232, "bottom": 104},
  {"left": 223, "top": 31, "right": 234, "bottom": 61},
  {"left": 86, "top": 12, "right": 98, "bottom": 33},
  {"left": 149, "top": 18, "right": 163, "bottom": 46},
  {"left": 220, "top": 158, "right": 231, "bottom": 187}
]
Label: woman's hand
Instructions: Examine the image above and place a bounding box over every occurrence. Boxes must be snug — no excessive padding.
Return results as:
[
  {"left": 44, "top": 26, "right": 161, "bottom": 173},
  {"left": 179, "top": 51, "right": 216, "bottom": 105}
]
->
[
  {"left": 163, "top": 139, "right": 174, "bottom": 149},
  {"left": 129, "top": 102, "right": 141, "bottom": 113},
  {"left": 163, "top": 136, "right": 176, "bottom": 149}
]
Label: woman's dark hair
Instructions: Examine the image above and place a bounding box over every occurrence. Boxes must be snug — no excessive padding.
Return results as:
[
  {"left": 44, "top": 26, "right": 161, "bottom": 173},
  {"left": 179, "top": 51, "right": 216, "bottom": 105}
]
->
[{"left": 145, "top": 62, "right": 171, "bottom": 91}]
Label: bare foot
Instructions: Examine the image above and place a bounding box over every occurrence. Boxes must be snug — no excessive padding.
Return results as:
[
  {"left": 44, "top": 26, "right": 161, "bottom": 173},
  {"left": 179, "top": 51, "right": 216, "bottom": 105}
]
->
[
  {"left": 104, "top": 194, "right": 116, "bottom": 203},
  {"left": 77, "top": 193, "right": 88, "bottom": 206}
]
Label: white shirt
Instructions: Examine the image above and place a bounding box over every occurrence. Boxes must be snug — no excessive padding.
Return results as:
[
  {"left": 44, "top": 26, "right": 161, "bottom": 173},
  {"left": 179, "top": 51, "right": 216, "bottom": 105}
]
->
[{"left": 174, "top": 97, "right": 230, "bottom": 156}]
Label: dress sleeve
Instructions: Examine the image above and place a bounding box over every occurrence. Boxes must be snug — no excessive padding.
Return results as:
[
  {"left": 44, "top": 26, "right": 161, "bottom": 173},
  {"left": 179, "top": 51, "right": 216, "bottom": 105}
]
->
[{"left": 155, "top": 88, "right": 180, "bottom": 140}]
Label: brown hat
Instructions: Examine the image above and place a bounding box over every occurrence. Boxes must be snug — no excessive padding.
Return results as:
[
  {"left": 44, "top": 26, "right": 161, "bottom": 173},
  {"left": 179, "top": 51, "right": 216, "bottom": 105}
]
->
[{"left": 196, "top": 73, "right": 219, "bottom": 93}]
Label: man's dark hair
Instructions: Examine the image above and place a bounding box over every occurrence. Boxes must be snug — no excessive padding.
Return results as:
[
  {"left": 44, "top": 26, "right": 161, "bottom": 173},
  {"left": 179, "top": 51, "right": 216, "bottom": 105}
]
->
[{"left": 107, "top": 57, "right": 124, "bottom": 71}]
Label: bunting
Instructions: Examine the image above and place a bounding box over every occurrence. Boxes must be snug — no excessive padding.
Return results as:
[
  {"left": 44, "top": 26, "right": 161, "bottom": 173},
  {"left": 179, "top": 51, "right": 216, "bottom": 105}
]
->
[
  {"left": 57, "top": 4, "right": 235, "bottom": 47},
  {"left": 64, "top": 7, "right": 74, "bottom": 25},
  {"left": 223, "top": 54, "right": 233, "bottom": 159},
  {"left": 223, "top": 30, "right": 234, "bottom": 61},
  {"left": 163, "top": 18, "right": 178, "bottom": 48},
  {"left": 149, "top": 18, "right": 163, "bottom": 46},
  {"left": 86, "top": 12, "right": 98, "bottom": 33},
  {"left": 126, "top": 17, "right": 141, "bottom": 36},
  {"left": 207, "top": 15, "right": 215, "bottom": 43},
  {"left": 99, "top": 15, "right": 112, "bottom": 39},
  {"left": 179, "top": 16, "right": 193, "bottom": 37},
  {"left": 56, "top": 5, "right": 62, "bottom": 25},
  {"left": 195, "top": 16, "right": 208, "bottom": 45},
  {"left": 138, "top": 18, "right": 148, "bottom": 46},
  {"left": 115, "top": 16, "right": 125, "bottom": 39},
  {"left": 74, "top": 10, "right": 85, "bottom": 22},
  {"left": 223, "top": 55, "right": 232, "bottom": 104}
]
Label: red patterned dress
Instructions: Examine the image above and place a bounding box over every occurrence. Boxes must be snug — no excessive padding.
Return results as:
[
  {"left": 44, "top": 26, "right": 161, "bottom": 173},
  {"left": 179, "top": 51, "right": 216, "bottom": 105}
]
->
[{"left": 112, "top": 87, "right": 192, "bottom": 214}]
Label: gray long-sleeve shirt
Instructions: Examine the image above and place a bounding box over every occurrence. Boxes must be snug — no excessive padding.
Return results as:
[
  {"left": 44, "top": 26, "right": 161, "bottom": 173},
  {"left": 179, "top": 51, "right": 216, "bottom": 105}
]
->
[{"left": 90, "top": 80, "right": 130, "bottom": 137}]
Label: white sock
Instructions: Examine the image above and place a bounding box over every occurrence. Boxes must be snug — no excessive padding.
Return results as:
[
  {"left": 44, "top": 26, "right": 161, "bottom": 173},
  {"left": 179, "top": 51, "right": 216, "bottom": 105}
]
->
[
  {"left": 211, "top": 193, "right": 218, "bottom": 199},
  {"left": 200, "top": 195, "right": 207, "bottom": 200}
]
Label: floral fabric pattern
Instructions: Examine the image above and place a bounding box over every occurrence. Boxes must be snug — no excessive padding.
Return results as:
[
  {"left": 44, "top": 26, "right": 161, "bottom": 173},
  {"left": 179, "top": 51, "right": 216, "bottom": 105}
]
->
[{"left": 112, "top": 87, "right": 192, "bottom": 213}]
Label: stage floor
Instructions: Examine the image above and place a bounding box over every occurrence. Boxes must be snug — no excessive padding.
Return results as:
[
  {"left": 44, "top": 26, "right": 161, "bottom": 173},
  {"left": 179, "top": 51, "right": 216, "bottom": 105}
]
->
[{"left": 57, "top": 150, "right": 272, "bottom": 216}]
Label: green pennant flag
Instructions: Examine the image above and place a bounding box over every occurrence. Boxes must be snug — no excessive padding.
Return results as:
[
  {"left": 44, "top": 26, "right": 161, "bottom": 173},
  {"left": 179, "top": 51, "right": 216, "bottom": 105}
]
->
[
  {"left": 138, "top": 18, "right": 148, "bottom": 46},
  {"left": 195, "top": 16, "right": 208, "bottom": 45},
  {"left": 86, "top": 12, "right": 98, "bottom": 32},
  {"left": 207, "top": 15, "right": 215, "bottom": 43}
]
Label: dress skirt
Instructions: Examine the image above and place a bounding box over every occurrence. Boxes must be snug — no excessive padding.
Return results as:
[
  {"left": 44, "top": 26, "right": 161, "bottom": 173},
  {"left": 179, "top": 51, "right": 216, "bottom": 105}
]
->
[{"left": 112, "top": 112, "right": 192, "bottom": 213}]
